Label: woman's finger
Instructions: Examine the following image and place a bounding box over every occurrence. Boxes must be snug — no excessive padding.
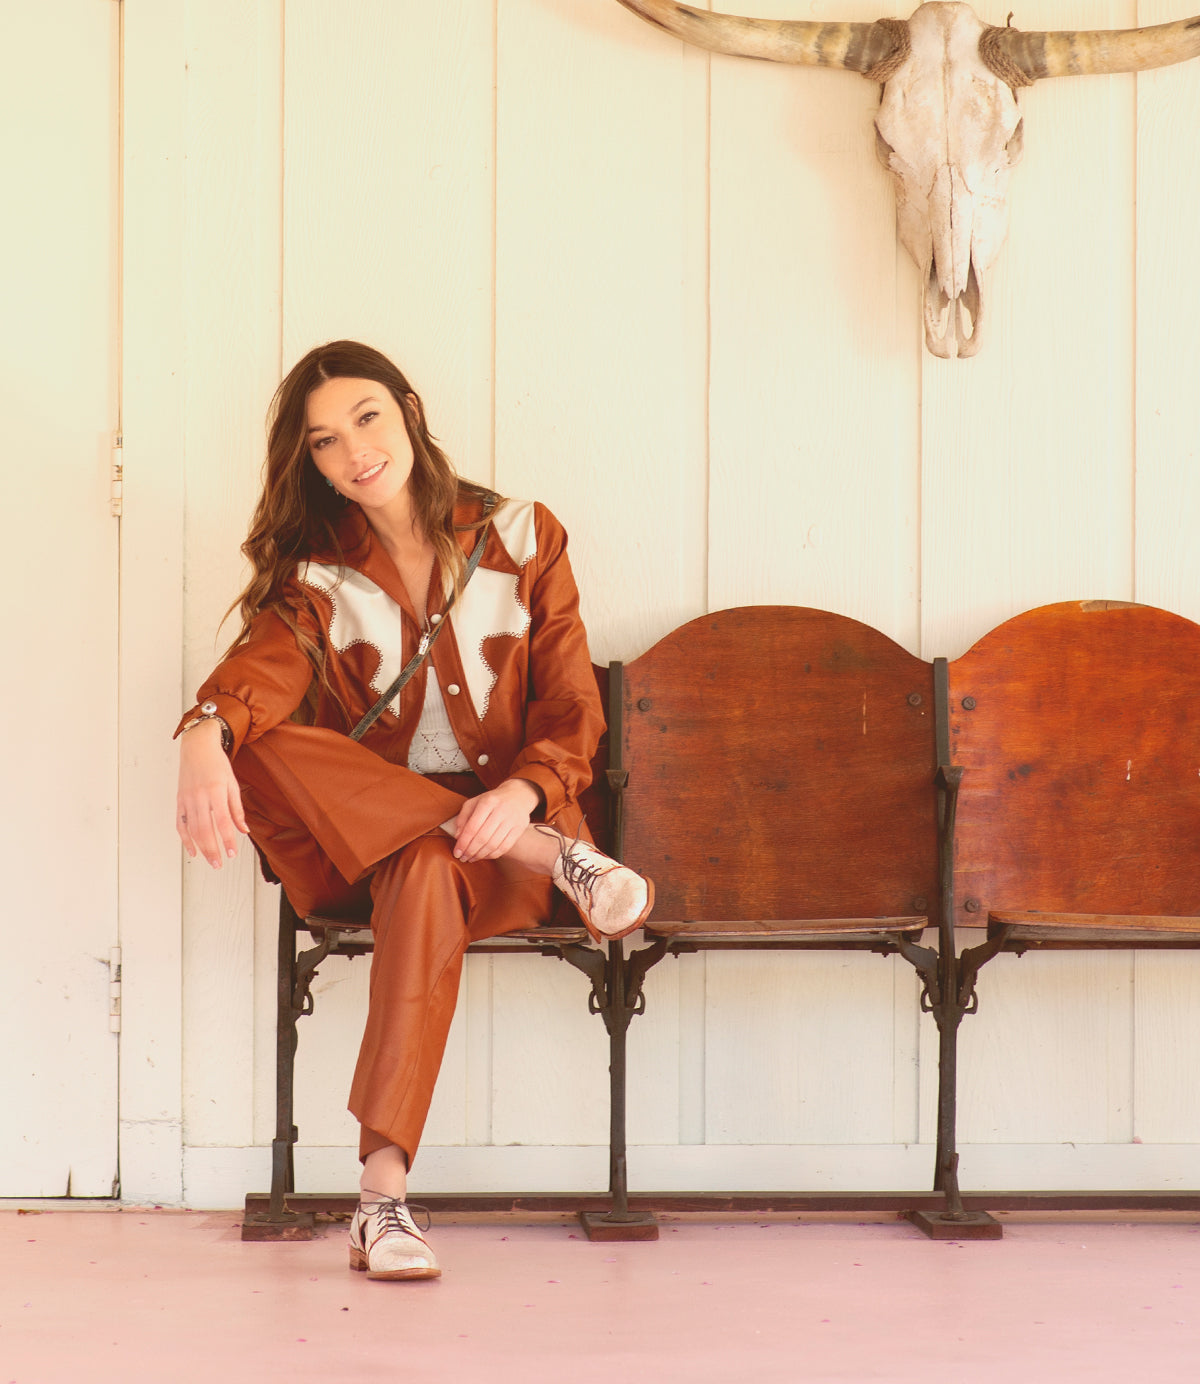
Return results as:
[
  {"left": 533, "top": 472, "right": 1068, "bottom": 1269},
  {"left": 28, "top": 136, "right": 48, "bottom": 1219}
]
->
[{"left": 228, "top": 779, "right": 248, "bottom": 837}]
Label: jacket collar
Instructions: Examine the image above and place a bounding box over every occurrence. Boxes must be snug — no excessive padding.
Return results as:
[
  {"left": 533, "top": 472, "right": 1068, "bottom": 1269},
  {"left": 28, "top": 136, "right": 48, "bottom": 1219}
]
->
[{"left": 316, "top": 488, "right": 515, "bottom": 618}]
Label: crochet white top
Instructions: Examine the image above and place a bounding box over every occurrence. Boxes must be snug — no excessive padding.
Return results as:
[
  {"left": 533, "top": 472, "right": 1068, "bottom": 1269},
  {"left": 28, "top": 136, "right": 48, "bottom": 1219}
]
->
[{"left": 406, "top": 672, "right": 470, "bottom": 775}]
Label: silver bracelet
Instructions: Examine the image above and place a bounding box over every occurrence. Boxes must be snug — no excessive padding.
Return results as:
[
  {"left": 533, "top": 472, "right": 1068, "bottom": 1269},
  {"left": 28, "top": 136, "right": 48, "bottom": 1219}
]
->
[{"left": 180, "top": 700, "right": 233, "bottom": 752}]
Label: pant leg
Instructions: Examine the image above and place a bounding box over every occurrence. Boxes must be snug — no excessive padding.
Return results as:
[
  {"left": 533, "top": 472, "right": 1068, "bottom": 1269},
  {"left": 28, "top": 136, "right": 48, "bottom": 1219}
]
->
[
  {"left": 231, "top": 726, "right": 556, "bottom": 1167},
  {"left": 234, "top": 722, "right": 468, "bottom": 915},
  {"left": 351, "top": 834, "right": 556, "bottom": 1167}
]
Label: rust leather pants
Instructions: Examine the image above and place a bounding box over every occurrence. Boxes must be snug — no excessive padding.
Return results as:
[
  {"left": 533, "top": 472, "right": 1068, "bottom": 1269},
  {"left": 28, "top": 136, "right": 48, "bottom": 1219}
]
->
[{"left": 233, "top": 723, "right": 554, "bottom": 1166}]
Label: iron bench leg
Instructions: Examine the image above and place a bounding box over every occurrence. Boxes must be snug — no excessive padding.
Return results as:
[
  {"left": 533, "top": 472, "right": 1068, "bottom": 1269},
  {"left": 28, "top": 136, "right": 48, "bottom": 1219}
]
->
[
  {"left": 904, "top": 753, "right": 1003, "bottom": 1240},
  {"left": 568, "top": 938, "right": 665, "bottom": 1241},
  {"left": 242, "top": 894, "right": 328, "bottom": 1241}
]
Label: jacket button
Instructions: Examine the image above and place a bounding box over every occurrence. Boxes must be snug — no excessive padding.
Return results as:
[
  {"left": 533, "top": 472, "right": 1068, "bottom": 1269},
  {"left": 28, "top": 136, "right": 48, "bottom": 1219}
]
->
[
  {"left": 447, "top": 683, "right": 461, "bottom": 695},
  {"left": 429, "top": 612, "right": 441, "bottom": 624},
  {"left": 477, "top": 754, "right": 489, "bottom": 766}
]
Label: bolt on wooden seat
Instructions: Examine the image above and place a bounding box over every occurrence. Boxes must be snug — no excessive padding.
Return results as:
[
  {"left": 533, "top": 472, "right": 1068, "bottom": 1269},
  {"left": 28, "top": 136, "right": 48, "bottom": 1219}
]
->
[
  {"left": 925, "top": 600, "right": 1200, "bottom": 1236},
  {"left": 591, "top": 605, "right": 942, "bottom": 1236}
]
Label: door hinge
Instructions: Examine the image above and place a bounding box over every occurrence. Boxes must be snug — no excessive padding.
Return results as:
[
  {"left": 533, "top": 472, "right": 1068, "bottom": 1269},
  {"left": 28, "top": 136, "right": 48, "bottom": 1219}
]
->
[
  {"left": 108, "top": 945, "right": 122, "bottom": 1033},
  {"left": 110, "top": 435, "right": 124, "bottom": 518}
]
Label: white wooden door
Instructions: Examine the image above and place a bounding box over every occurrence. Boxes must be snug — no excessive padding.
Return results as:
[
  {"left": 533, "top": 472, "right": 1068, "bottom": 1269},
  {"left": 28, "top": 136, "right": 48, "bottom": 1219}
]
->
[{"left": 0, "top": 1, "right": 121, "bottom": 1195}]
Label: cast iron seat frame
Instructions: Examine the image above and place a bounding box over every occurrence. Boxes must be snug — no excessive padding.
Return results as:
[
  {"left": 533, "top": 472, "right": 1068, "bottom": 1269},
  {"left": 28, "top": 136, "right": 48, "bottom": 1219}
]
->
[
  {"left": 597, "top": 606, "right": 945, "bottom": 1237},
  {"left": 918, "top": 600, "right": 1200, "bottom": 1236},
  {"left": 242, "top": 891, "right": 604, "bottom": 1240}
]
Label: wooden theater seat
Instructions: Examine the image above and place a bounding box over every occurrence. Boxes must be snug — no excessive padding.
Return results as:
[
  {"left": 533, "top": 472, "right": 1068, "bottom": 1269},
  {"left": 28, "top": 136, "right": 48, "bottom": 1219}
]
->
[
  {"left": 620, "top": 606, "right": 938, "bottom": 956},
  {"left": 583, "top": 606, "right": 941, "bottom": 1234},
  {"left": 934, "top": 600, "right": 1200, "bottom": 1225},
  {"left": 949, "top": 600, "right": 1200, "bottom": 948}
]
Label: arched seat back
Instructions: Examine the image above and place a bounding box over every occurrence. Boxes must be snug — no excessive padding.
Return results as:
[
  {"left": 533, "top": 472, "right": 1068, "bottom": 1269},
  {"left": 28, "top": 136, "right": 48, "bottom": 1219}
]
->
[
  {"left": 618, "top": 606, "right": 939, "bottom": 924},
  {"left": 948, "top": 601, "right": 1200, "bottom": 924}
]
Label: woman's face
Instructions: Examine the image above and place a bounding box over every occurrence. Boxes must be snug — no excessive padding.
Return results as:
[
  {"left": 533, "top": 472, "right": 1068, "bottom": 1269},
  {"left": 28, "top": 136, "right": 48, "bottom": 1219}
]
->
[{"left": 305, "top": 375, "right": 415, "bottom": 511}]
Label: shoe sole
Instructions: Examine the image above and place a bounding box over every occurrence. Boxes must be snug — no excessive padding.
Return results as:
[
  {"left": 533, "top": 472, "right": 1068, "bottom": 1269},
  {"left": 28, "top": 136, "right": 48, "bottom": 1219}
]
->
[
  {"left": 349, "top": 1246, "right": 441, "bottom": 1280},
  {"left": 584, "top": 875, "right": 655, "bottom": 945}
]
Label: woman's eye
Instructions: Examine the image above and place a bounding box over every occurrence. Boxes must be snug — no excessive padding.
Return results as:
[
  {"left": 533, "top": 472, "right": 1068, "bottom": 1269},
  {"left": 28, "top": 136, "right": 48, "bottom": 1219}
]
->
[
  {"left": 312, "top": 436, "right": 333, "bottom": 451},
  {"left": 358, "top": 411, "right": 378, "bottom": 426}
]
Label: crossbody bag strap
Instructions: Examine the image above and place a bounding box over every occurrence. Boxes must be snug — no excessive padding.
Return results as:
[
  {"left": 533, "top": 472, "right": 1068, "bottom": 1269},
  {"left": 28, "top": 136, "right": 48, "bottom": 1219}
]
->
[{"left": 348, "top": 492, "right": 499, "bottom": 742}]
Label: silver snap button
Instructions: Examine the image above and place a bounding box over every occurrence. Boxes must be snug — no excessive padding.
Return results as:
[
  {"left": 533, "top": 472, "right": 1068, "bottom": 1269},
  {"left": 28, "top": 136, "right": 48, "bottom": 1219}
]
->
[
  {"left": 477, "top": 754, "right": 489, "bottom": 766},
  {"left": 429, "top": 613, "right": 441, "bottom": 624},
  {"left": 447, "top": 683, "right": 460, "bottom": 696},
  {"left": 200, "top": 700, "right": 218, "bottom": 715}
]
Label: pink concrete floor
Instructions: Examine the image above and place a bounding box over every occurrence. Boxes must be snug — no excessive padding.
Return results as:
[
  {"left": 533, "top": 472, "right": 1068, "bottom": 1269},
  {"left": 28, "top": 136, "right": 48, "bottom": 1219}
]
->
[{"left": 3, "top": 1209, "right": 1200, "bottom": 1383}]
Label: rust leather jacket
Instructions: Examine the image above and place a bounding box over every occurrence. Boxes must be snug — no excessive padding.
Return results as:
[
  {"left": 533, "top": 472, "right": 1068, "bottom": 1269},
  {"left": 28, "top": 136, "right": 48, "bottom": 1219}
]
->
[{"left": 176, "top": 492, "right": 604, "bottom": 826}]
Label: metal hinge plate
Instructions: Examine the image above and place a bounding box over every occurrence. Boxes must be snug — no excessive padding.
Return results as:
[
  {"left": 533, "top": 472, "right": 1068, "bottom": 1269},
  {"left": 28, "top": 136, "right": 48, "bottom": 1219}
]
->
[
  {"left": 108, "top": 945, "right": 122, "bottom": 1033},
  {"left": 110, "top": 435, "right": 123, "bottom": 518}
]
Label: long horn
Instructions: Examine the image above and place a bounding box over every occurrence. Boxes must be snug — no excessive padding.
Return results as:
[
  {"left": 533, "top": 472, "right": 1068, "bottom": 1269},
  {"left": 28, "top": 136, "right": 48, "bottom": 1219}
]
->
[
  {"left": 613, "top": 1, "right": 906, "bottom": 76},
  {"left": 987, "top": 13, "right": 1200, "bottom": 81}
]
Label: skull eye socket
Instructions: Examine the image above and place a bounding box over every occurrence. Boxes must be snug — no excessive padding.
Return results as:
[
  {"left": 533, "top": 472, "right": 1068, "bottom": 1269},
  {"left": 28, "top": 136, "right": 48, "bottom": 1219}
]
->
[
  {"left": 875, "top": 125, "right": 896, "bottom": 169},
  {"left": 1006, "top": 118, "right": 1025, "bottom": 165}
]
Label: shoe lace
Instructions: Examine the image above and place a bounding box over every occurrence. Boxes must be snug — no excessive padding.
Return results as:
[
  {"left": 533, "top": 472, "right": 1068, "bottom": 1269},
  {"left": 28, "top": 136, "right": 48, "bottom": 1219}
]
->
[
  {"left": 559, "top": 849, "right": 606, "bottom": 904},
  {"left": 535, "top": 822, "right": 606, "bottom": 906},
  {"left": 359, "top": 1192, "right": 432, "bottom": 1235}
]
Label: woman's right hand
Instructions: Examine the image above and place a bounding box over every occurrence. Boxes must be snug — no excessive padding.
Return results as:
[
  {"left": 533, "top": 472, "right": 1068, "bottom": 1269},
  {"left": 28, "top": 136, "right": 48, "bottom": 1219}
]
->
[{"left": 176, "top": 720, "right": 248, "bottom": 867}]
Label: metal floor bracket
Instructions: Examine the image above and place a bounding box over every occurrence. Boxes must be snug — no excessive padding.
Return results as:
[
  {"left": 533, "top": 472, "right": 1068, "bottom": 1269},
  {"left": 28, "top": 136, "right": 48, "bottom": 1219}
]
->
[
  {"left": 579, "top": 1210, "right": 659, "bottom": 1242},
  {"left": 905, "top": 1208, "right": 1004, "bottom": 1240}
]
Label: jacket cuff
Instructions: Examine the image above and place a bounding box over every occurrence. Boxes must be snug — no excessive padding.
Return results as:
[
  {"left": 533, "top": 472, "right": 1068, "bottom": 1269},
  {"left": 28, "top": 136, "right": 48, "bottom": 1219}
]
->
[
  {"left": 511, "top": 762, "right": 566, "bottom": 821},
  {"left": 173, "top": 693, "right": 253, "bottom": 756}
]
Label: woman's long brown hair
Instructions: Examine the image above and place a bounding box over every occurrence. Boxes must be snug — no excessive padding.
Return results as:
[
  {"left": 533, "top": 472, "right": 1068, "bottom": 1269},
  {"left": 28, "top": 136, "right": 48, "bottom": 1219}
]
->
[{"left": 224, "top": 341, "right": 496, "bottom": 704}]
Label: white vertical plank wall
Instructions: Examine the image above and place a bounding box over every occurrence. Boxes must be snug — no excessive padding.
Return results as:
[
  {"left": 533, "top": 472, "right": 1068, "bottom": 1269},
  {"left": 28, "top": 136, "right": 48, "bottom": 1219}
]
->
[
  {"left": 1131, "top": 0, "right": 1200, "bottom": 1152},
  {"left": 181, "top": 0, "right": 284, "bottom": 1166},
  {"left": 0, "top": 0, "right": 121, "bottom": 1198},
  {"left": 105, "top": 0, "right": 1200, "bottom": 1205},
  {"left": 120, "top": 0, "right": 189, "bottom": 1204},
  {"left": 703, "top": 0, "right": 923, "bottom": 1164},
  {"left": 922, "top": 0, "right": 1140, "bottom": 1172}
]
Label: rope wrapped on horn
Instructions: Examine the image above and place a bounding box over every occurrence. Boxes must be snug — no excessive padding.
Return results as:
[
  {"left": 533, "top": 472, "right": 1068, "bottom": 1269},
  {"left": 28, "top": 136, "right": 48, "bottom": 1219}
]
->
[
  {"left": 980, "top": 25, "right": 1034, "bottom": 93},
  {"left": 984, "top": 13, "right": 1200, "bottom": 81},
  {"left": 861, "top": 18, "right": 912, "bottom": 83}
]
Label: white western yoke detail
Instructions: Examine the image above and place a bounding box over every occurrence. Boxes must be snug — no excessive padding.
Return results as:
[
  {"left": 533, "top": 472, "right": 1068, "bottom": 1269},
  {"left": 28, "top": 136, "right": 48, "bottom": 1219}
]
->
[
  {"left": 296, "top": 499, "right": 539, "bottom": 724},
  {"left": 296, "top": 563, "right": 409, "bottom": 712},
  {"left": 446, "top": 499, "right": 536, "bottom": 720}
]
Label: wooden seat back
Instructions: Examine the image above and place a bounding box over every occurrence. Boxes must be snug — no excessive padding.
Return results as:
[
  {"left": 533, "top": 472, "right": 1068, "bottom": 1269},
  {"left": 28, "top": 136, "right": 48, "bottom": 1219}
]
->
[
  {"left": 947, "top": 601, "right": 1200, "bottom": 925},
  {"left": 616, "top": 606, "right": 939, "bottom": 925}
]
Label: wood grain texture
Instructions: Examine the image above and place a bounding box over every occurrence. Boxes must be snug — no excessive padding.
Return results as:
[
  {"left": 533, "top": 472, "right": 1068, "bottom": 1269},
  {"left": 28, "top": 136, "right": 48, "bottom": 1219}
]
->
[
  {"left": 621, "top": 607, "right": 939, "bottom": 923},
  {"left": 949, "top": 601, "right": 1200, "bottom": 925}
]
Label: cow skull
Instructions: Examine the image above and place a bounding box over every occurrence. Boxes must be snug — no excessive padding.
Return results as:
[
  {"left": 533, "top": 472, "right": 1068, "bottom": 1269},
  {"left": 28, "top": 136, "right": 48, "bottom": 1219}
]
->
[{"left": 614, "top": 2, "right": 1200, "bottom": 357}]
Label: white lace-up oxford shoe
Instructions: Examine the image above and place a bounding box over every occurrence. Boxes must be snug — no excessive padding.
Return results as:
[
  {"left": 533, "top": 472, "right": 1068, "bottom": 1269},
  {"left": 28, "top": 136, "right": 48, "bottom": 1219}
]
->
[
  {"left": 538, "top": 828, "right": 655, "bottom": 943},
  {"left": 349, "top": 1195, "right": 441, "bottom": 1281}
]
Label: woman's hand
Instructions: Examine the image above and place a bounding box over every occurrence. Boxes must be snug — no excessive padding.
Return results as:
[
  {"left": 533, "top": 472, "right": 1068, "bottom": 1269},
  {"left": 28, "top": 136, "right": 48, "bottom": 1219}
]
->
[
  {"left": 176, "top": 720, "right": 248, "bottom": 868},
  {"left": 451, "top": 778, "right": 542, "bottom": 864}
]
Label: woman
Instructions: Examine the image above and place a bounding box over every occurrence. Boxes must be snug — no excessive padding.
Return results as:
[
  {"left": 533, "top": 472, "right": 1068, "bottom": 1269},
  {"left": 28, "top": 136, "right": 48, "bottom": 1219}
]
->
[{"left": 175, "top": 341, "right": 653, "bottom": 1281}]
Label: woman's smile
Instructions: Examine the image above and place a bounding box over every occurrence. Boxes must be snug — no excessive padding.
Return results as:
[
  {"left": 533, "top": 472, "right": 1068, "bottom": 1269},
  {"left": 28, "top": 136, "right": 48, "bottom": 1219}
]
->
[{"left": 306, "top": 375, "right": 416, "bottom": 512}]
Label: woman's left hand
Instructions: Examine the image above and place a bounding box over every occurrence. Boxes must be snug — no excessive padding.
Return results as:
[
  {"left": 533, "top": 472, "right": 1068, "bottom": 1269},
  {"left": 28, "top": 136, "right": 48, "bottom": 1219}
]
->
[{"left": 451, "top": 778, "right": 541, "bottom": 863}]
